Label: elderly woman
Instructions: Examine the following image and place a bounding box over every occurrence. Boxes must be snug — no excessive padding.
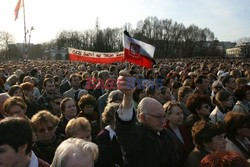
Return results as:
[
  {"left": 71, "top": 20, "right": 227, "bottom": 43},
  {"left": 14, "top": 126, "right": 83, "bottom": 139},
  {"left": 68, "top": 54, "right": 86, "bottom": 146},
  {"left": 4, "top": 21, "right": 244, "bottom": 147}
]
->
[
  {"left": 56, "top": 98, "right": 77, "bottom": 135},
  {"left": 183, "top": 93, "right": 211, "bottom": 130},
  {"left": 224, "top": 111, "right": 250, "bottom": 159},
  {"left": 31, "top": 110, "right": 65, "bottom": 164},
  {"left": 164, "top": 101, "right": 194, "bottom": 159},
  {"left": 2, "top": 96, "right": 27, "bottom": 118},
  {"left": 233, "top": 85, "right": 250, "bottom": 113},
  {"left": 51, "top": 138, "right": 98, "bottom": 167},
  {"left": 184, "top": 120, "right": 227, "bottom": 167},
  {"left": 96, "top": 102, "right": 123, "bottom": 167},
  {"left": 209, "top": 90, "right": 234, "bottom": 124}
]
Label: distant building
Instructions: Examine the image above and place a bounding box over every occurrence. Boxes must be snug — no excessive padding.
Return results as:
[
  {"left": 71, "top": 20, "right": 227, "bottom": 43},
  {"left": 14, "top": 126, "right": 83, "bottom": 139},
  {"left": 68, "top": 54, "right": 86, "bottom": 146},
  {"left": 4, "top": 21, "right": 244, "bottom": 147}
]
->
[
  {"left": 226, "top": 42, "right": 250, "bottom": 58},
  {"left": 43, "top": 47, "right": 68, "bottom": 60}
]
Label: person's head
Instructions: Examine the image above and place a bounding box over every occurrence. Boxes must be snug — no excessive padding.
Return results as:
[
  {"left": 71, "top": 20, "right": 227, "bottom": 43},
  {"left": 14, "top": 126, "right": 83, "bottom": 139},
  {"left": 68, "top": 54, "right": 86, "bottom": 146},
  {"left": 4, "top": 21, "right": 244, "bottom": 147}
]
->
[
  {"left": 107, "top": 90, "right": 123, "bottom": 104},
  {"left": 186, "top": 93, "right": 211, "bottom": 118},
  {"left": 200, "top": 151, "right": 250, "bottom": 167},
  {"left": 159, "top": 86, "right": 172, "bottom": 104},
  {"left": 31, "top": 110, "right": 59, "bottom": 144},
  {"left": 133, "top": 88, "right": 146, "bottom": 104},
  {"left": 213, "top": 90, "right": 233, "bottom": 109},
  {"left": 211, "top": 80, "right": 224, "bottom": 95},
  {"left": 192, "top": 120, "right": 226, "bottom": 152},
  {"left": 178, "top": 86, "right": 193, "bottom": 103},
  {"left": 194, "top": 75, "right": 210, "bottom": 91},
  {"left": 60, "top": 98, "right": 77, "bottom": 120},
  {"left": 51, "top": 94, "right": 64, "bottom": 116},
  {"left": 102, "top": 102, "right": 119, "bottom": 127},
  {"left": 69, "top": 74, "right": 81, "bottom": 89},
  {"left": 65, "top": 117, "right": 92, "bottom": 141},
  {"left": 8, "top": 85, "right": 24, "bottom": 97},
  {"left": 137, "top": 97, "right": 166, "bottom": 132},
  {"left": 0, "top": 93, "right": 10, "bottom": 114},
  {"left": 222, "top": 75, "right": 236, "bottom": 92},
  {"left": 0, "top": 117, "right": 33, "bottom": 166},
  {"left": 98, "top": 70, "right": 110, "bottom": 83},
  {"left": 51, "top": 138, "right": 98, "bottom": 167},
  {"left": 235, "top": 77, "right": 248, "bottom": 87},
  {"left": 78, "top": 94, "right": 96, "bottom": 115},
  {"left": 20, "top": 82, "right": 34, "bottom": 101},
  {"left": 224, "top": 111, "right": 250, "bottom": 139},
  {"left": 164, "top": 101, "right": 183, "bottom": 127},
  {"left": 43, "top": 78, "right": 56, "bottom": 94},
  {"left": 145, "top": 84, "right": 162, "bottom": 103},
  {"left": 3, "top": 96, "right": 27, "bottom": 118},
  {"left": 233, "top": 85, "right": 250, "bottom": 102}
]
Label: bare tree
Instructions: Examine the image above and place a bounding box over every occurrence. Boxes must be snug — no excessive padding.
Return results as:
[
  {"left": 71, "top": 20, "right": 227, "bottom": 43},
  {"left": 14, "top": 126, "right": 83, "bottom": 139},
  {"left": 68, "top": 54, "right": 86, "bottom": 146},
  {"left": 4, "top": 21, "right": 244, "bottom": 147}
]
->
[{"left": 0, "top": 31, "right": 15, "bottom": 60}]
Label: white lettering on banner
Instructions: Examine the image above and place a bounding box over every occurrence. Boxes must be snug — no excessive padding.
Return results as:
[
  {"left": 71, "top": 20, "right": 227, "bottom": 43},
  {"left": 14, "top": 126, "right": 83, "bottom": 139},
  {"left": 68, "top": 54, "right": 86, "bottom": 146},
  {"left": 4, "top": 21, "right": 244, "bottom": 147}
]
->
[{"left": 68, "top": 47, "right": 123, "bottom": 58}]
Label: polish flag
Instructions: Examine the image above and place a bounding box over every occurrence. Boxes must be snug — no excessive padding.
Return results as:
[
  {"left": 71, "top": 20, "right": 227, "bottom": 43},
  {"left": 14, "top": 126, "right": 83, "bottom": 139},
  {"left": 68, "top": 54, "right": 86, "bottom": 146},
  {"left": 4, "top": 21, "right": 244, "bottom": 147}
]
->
[
  {"left": 123, "top": 31, "right": 155, "bottom": 68},
  {"left": 14, "top": 0, "right": 24, "bottom": 21}
]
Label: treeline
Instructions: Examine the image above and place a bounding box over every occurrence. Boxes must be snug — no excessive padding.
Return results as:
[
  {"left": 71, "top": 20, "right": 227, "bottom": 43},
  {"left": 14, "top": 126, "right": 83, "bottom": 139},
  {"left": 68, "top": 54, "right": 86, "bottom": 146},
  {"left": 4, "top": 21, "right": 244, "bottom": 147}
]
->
[{"left": 44, "top": 16, "right": 224, "bottom": 58}]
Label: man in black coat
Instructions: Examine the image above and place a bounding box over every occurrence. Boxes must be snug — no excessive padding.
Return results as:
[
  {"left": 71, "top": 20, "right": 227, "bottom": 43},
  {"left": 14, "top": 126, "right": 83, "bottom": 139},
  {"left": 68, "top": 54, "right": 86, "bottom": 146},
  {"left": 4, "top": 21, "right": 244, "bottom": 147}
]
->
[{"left": 115, "top": 70, "right": 184, "bottom": 167}]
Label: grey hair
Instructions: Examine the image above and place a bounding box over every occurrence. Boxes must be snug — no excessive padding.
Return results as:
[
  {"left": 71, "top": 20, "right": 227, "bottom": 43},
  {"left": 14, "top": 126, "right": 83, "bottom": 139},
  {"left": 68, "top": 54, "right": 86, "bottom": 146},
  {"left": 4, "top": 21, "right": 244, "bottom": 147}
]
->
[
  {"left": 51, "top": 138, "right": 98, "bottom": 167},
  {"left": 137, "top": 97, "right": 159, "bottom": 122}
]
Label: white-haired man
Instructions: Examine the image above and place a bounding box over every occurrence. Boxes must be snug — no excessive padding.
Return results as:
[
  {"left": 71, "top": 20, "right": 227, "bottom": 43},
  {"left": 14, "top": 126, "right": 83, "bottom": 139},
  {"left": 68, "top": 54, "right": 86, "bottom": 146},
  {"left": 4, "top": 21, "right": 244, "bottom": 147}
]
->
[{"left": 115, "top": 70, "right": 184, "bottom": 167}]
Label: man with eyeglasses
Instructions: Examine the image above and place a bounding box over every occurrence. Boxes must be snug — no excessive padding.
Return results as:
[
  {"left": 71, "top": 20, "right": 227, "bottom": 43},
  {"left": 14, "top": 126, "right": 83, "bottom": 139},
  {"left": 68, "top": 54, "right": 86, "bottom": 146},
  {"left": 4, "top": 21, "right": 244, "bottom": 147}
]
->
[{"left": 115, "top": 70, "right": 184, "bottom": 167}]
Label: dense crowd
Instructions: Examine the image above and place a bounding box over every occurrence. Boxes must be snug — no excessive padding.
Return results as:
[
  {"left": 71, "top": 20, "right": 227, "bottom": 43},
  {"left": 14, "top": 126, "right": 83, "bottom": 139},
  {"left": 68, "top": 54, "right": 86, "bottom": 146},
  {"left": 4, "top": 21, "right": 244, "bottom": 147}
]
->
[{"left": 0, "top": 58, "right": 250, "bottom": 167}]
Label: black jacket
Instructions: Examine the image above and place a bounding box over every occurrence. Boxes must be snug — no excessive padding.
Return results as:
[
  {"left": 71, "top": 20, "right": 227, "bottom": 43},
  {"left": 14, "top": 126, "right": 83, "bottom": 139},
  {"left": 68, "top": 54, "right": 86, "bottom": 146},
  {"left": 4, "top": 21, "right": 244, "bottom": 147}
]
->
[{"left": 115, "top": 111, "right": 184, "bottom": 167}]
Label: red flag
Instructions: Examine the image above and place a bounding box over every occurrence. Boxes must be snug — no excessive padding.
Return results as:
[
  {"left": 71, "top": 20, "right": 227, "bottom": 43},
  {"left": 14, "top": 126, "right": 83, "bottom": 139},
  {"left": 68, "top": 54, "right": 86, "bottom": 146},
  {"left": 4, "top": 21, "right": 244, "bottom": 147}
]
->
[
  {"left": 14, "top": 0, "right": 24, "bottom": 21},
  {"left": 123, "top": 32, "right": 155, "bottom": 68},
  {"left": 68, "top": 48, "right": 125, "bottom": 64}
]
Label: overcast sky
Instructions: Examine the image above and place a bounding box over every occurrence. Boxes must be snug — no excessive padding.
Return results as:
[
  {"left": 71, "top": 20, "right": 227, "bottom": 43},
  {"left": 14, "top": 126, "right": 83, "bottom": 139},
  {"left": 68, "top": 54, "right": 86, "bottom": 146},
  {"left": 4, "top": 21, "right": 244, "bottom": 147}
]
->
[{"left": 0, "top": 0, "right": 249, "bottom": 44}]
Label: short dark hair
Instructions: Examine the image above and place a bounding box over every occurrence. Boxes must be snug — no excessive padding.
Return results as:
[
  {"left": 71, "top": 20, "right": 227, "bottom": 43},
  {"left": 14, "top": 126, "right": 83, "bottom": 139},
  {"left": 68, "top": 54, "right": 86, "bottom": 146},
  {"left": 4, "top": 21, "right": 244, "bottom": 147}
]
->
[
  {"left": 78, "top": 94, "right": 96, "bottom": 110},
  {"left": 186, "top": 93, "right": 211, "bottom": 115},
  {"left": 194, "top": 75, "right": 207, "bottom": 86},
  {"left": 233, "top": 85, "right": 250, "bottom": 101},
  {"left": 0, "top": 117, "right": 32, "bottom": 154},
  {"left": 192, "top": 120, "right": 224, "bottom": 149}
]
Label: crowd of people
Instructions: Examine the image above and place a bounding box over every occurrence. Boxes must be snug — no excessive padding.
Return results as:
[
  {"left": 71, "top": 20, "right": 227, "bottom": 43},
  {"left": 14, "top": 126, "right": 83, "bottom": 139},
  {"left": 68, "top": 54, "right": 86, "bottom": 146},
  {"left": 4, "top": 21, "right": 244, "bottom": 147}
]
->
[{"left": 0, "top": 58, "right": 250, "bottom": 167}]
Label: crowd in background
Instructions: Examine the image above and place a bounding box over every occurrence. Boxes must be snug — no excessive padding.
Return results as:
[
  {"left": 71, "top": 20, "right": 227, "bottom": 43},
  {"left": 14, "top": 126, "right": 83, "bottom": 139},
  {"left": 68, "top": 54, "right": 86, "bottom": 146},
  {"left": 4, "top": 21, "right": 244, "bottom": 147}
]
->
[{"left": 0, "top": 58, "right": 250, "bottom": 167}]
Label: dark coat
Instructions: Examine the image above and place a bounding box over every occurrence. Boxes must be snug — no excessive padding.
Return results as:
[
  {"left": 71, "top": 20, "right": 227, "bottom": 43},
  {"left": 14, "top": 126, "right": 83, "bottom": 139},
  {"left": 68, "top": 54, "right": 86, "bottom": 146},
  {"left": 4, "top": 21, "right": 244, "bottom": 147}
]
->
[
  {"left": 184, "top": 147, "right": 208, "bottom": 167},
  {"left": 164, "top": 123, "right": 194, "bottom": 159},
  {"left": 95, "top": 129, "right": 123, "bottom": 167},
  {"left": 115, "top": 111, "right": 184, "bottom": 167}
]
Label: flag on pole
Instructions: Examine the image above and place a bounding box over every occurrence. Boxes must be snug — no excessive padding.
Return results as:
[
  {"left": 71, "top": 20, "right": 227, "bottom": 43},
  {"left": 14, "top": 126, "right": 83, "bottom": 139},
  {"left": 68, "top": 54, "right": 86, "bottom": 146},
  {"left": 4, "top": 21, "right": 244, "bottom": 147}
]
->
[
  {"left": 123, "top": 31, "right": 155, "bottom": 68},
  {"left": 14, "top": 0, "right": 24, "bottom": 21}
]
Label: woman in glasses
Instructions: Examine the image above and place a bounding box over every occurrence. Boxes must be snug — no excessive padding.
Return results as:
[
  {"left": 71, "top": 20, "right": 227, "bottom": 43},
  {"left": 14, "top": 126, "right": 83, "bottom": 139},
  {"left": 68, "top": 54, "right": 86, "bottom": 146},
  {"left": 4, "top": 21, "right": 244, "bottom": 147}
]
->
[
  {"left": 184, "top": 120, "right": 226, "bottom": 167},
  {"left": 210, "top": 91, "right": 233, "bottom": 124},
  {"left": 164, "top": 101, "right": 194, "bottom": 159},
  {"left": 31, "top": 110, "right": 65, "bottom": 164}
]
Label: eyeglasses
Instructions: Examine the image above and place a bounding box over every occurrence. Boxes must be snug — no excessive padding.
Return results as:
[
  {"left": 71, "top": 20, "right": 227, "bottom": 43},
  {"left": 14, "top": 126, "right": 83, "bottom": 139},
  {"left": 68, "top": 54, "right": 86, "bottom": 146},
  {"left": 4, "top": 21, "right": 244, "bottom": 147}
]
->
[
  {"left": 144, "top": 113, "right": 166, "bottom": 122},
  {"left": 37, "top": 126, "right": 55, "bottom": 133}
]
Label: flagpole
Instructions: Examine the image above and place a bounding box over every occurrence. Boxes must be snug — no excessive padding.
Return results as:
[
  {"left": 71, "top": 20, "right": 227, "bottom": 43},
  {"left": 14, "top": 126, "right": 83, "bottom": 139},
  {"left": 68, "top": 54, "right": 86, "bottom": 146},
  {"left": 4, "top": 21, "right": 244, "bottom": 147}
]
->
[{"left": 22, "top": 0, "right": 28, "bottom": 60}]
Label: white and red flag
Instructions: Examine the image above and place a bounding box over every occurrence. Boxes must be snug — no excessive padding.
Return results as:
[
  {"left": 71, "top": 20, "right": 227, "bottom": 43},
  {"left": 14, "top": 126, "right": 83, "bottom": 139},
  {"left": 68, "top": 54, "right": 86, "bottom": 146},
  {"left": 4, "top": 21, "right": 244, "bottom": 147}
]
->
[
  {"left": 68, "top": 48, "right": 125, "bottom": 64},
  {"left": 123, "top": 31, "right": 155, "bottom": 68},
  {"left": 14, "top": 0, "right": 24, "bottom": 20}
]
